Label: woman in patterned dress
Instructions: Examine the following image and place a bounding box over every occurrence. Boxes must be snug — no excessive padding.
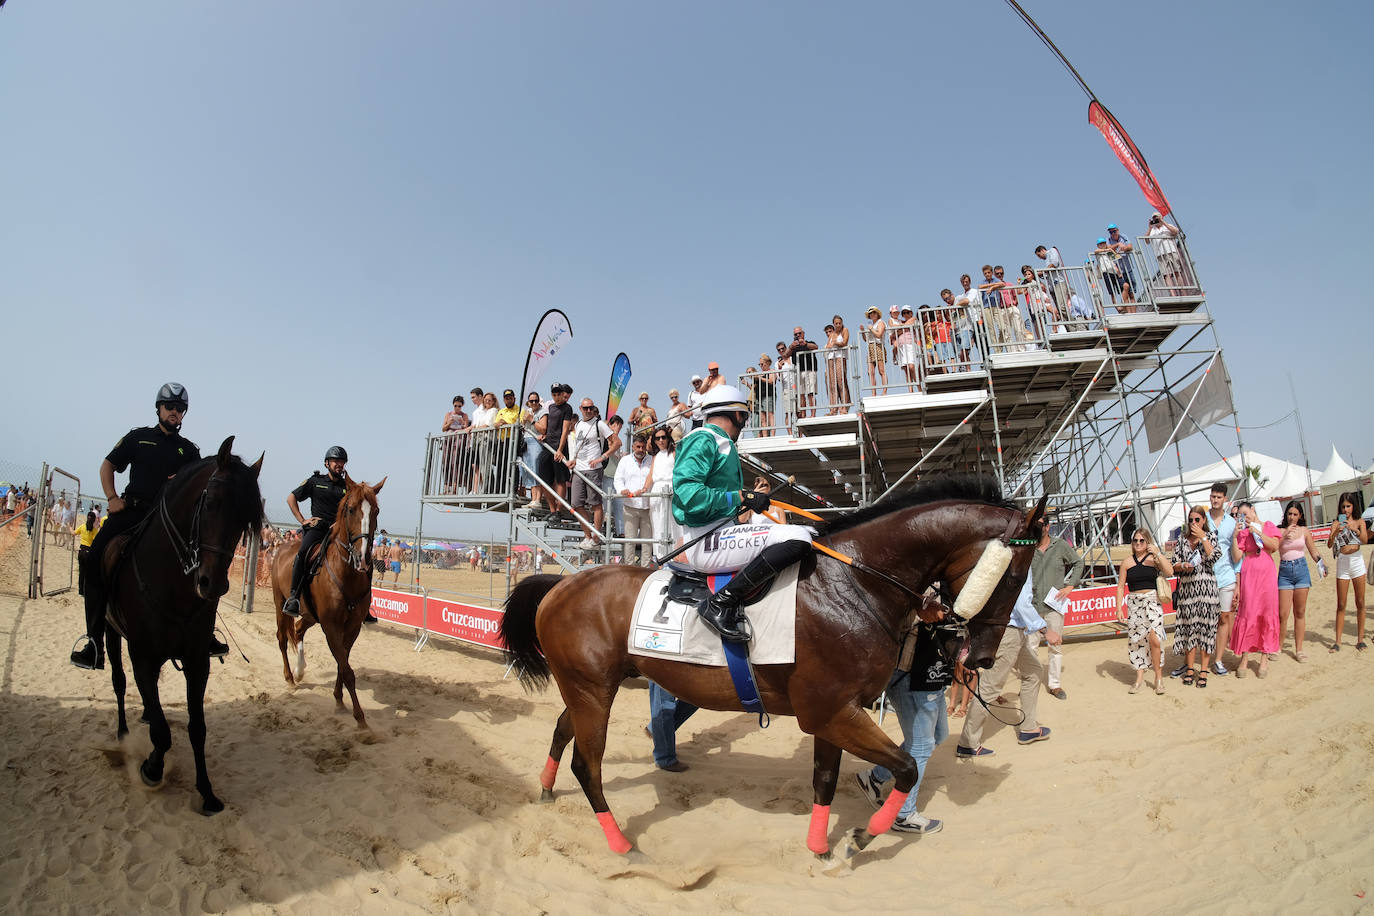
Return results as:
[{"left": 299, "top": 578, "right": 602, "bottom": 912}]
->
[
  {"left": 1170, "top": 506, "right": 1219, "bottom": 688},
  {"left": 1229, "top": 501, "right": 1280, "bottom": 678},
  {"left": 1116, "top": 527, "right": 1174, "bottom": 694}
]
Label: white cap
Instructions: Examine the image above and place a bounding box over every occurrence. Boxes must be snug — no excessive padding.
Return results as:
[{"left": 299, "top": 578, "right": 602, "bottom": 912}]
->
[{"left": 701, "top": 385, "right": 749, "bottom": 416}]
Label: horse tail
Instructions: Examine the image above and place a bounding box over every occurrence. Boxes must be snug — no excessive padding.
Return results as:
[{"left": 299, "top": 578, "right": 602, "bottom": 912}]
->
[{"left": 500, "top": 573, "right": 561, "bottom": 690}]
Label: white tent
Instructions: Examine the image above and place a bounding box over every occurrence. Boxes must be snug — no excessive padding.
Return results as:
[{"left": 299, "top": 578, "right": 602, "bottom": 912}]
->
[
  {"left": 1314, "top": 445, "right": 1357, "bottom": 487},
  {"left": 1138, "top": 451, "right": 1306, "bottom": 537}
]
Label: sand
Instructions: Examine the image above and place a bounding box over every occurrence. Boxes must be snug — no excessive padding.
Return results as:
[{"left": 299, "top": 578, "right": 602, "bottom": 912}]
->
[{"left": 2, "top": 550, "right": 1372, "bottom": 915}]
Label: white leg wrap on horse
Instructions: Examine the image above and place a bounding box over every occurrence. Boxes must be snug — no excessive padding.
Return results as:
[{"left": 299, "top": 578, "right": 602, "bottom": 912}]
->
[
  {"left": 296, "top": 641, "right": 306, "bottom": 681},
  {"left": 952, "top": 541, "right": 1012, "bottom": 621}
]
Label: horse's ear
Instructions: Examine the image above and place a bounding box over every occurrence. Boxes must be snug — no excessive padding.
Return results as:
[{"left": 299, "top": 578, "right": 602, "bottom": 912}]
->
[
  {"left": 216, "top": 436, "right": 235, "bottom": 468},
  {"left": 1023, "top": 493, "right": 1049, "bottom": 536},
  {"left": 371, "top": 476, "right": 387, "bottom": 495},
  {"left": 344, "top": 471, "right": 356, "bottom": 488},
  {"left": 250, "top": 452, "right": 264, "bottom": 478}
]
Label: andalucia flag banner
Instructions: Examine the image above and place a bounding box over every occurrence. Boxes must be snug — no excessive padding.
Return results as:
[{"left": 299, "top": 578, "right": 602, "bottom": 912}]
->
[
  {"left": 518, "top": 309, "right": 573, "bottom": 403},
  {"left": 605, "top": 352, "right": 631, "bottom": 420}
]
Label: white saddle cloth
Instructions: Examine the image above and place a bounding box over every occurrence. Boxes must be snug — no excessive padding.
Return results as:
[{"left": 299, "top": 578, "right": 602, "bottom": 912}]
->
[{"left": 627, "top": 565, "right": 798, "bottom": 666}]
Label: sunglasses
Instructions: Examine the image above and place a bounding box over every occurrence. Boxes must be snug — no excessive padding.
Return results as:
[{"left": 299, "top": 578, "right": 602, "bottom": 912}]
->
[
  {"left": 160, "top": 403, "right": 187, "bottom": 413},
  {"left": 654, "top": 434, "right": 669, "bottom": 440},
  {"left": 1131, "top": 537, "right": 1147, "bottom": 543},
  {"left": 639, "top": 396, "right": 649, "bottom": 400},
  {"left": 580, "top": 405, "right": 595, "bottom": 411}
]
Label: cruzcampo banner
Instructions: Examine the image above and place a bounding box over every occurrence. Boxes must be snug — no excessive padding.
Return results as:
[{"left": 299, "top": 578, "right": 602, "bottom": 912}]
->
[
  {"left": 518, "top": 309, "right": 574, "bottom": 403},
  {"left": 1089, "top": 100, "right": 1172, "bottom": 218},
  {"left": 605, "top": 352, "right": 631, "bottom": 420}
]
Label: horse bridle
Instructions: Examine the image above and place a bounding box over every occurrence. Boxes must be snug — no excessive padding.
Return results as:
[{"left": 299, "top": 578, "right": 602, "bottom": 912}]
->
[{"left": 159, "top": 471, "right": 237, "bottom": 576}]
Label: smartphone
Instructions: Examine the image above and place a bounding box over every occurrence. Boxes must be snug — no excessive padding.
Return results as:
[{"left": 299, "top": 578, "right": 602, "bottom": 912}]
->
[{"left": 1339, "top": 513, "right": 1349, "bottom": 523}]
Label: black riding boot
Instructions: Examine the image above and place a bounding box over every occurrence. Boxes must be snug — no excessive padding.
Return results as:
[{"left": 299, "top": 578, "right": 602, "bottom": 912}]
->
[
  {"left": 697, "top": 539, "right": 811, "bottom": 643},
  {"left": 72, "top": 576, "right": 107, "bottom": 669},
  {"left": 282, "top": 549, "right": 307, "bottom": 618}
]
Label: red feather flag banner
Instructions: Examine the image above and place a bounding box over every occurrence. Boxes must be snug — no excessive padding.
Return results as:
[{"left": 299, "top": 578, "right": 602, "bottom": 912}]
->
[{"left": 1088, "top": 100, "right": 1172, "bottom": 218}]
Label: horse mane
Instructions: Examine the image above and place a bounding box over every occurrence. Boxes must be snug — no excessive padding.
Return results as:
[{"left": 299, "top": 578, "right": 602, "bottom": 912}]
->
[
  {"left": 166, "top": 454, "right": 265, "bottom": 533},
  {"left": 329, "top": 477, "right": 379, "bottom": 542},
  {"left": 816, "top": 473, "right": 1018, "bottom": 536}
]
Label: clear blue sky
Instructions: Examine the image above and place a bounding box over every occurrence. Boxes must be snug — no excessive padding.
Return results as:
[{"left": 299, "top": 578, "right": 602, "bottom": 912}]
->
[{"left": 3, "top": 1, "right": 1370, "bottom": 535}]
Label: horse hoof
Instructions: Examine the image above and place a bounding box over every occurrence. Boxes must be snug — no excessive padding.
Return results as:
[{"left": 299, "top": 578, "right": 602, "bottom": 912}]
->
[
  {"left": 197, "top": 795, "right": 225, "bottom": 816},
  {"left": 538, "top": 788, "right": 556, "bottom": 804},
  {"left": 139, "top": 761, "right": 163, "bottom": 787}
]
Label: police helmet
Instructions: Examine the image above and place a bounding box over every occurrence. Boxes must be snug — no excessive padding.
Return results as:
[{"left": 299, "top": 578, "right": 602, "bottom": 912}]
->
[
  {"left": 701, "top": 385, "right": 750, "bottom": 418},
  {"left": 324, "top": 445, "right": 349, "bottom": 463},
  {"left": 155, "top": 382, "right": 189, "bottom": 411}
]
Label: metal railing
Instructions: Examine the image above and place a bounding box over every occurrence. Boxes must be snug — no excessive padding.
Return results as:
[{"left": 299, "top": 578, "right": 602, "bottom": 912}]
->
[
  {"left": 1134, "top": 229, "right": 1200, "bottom": 300},
  {"left": 423, "top": 425, "right": 522, "bottom": 499}
]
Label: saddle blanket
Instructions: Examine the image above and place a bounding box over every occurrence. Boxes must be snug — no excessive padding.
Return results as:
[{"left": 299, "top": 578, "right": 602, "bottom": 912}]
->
[{"left": 628, "top": 565, "right": 798, "bottom": 666}]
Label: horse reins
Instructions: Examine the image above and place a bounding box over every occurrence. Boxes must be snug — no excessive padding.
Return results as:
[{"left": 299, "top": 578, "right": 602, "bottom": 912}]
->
[{"left": 159, "top": 471, "right": 238, "bottom": 576}]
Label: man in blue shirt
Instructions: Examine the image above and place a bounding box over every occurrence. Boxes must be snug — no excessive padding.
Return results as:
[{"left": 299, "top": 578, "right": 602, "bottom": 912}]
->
[
  {"left": 1106, "top": 223, "right": 1138, "bottom": 302},
  {"left": 956, "top": 573, "right": 1060, "bottom": 758}
]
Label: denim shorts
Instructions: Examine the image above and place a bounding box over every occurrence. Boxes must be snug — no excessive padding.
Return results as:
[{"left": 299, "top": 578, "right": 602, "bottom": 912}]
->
[{"left": 1276, "top": 557, "right": 1311, "bottom": 590}]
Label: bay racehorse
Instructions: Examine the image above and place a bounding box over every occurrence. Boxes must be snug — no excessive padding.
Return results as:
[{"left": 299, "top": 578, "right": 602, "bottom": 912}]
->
[
  {"left": 105, "top": 436, "right": 264, "bottom": 815},
  {"left": 271, "top": 474, "right": 385, "bottom": 726},
  {"left": 500, "top": 475, "right": 1046, "bottom": 864}
]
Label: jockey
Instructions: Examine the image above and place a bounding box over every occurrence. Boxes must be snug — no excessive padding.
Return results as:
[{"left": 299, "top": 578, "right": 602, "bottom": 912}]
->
[
  {"left": 71, "top": 383, "right": 228, "bottom": 668},
  {"left": 673, "top": 385, "right": 812, "bottom": 642},
  {"left": 281, "top": 446, "right": 351, "bottom": 619}
]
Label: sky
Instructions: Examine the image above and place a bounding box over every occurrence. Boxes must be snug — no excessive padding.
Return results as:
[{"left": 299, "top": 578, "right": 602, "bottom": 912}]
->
[{"left": 3, "top": 1, "right": 1371, "bottom": 537}]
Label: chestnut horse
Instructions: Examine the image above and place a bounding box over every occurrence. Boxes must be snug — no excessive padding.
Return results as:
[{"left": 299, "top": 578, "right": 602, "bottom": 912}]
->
[
  {"left": 105, "top": 436, "right": 264, "bottom": 814},
  {"left": 271, "top": 474, "right": 385, "bottom": 726},
  {"left": 500, "top": 475, "right": 1047, "bottom": 864}
]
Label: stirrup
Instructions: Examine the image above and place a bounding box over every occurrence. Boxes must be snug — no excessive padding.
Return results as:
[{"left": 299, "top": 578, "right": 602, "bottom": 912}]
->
[
  {"left": 209, "top": 630, "right": 229, "bottom": 661},
  {"left": 282, "top": 595, "right": 302, "bottom": 618},
  {"left": 70, "top": 636, "right": 104, "bottom": 670}
]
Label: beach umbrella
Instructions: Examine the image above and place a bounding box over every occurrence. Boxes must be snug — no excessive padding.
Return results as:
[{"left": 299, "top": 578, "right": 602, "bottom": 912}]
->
[
  {"left": 421, "top": 541, "right": 448, "bottom": 550},
  {"left": 510, "top": 544, "right": 532, "bottom": 553}
]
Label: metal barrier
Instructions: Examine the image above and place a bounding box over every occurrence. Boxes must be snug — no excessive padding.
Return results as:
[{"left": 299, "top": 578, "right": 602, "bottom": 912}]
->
[
  {"left": 37, "top": 466, "right": 80, "bottom": 597},
  {"left": 1135, "top": 227, "right": 1200, "bottom": 300},
  {"left": 424, "top": 426, "right": 522, "bottom": 499}
]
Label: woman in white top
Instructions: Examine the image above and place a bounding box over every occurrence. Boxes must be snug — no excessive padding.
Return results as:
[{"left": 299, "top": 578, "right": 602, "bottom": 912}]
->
[
  {"left": 641, "top": 429, "right": 681, "bottom": 559},
  {"left": 1327, "top": 492, "right": 1368, "bottom": 652},
  {"left": 469, "top": 392, "right": 499, "bottom": 493}
]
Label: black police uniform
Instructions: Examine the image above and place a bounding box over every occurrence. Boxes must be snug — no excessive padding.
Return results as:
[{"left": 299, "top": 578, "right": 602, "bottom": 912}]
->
[
  {"left": 83, "top": 426, "right": 202, "bottom": 646},
  {"left": 286, "top": 471, "right": 347, "bottom": 602}
]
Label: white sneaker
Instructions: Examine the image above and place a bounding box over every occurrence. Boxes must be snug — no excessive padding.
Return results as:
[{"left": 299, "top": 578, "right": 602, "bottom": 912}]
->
[
  {"left": 891, "top": 814, "right": 943, "bottom": 835},
  {"left": 578, "top": 538, "right": 595, "bottom": 549},
  {"left": 854, "top": 771, "right": 885, "bottom": 810}
]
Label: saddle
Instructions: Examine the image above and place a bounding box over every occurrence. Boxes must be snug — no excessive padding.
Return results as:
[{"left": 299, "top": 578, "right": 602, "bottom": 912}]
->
[{"left": 662, "top": 562, "right": 770, "bottom": 607}]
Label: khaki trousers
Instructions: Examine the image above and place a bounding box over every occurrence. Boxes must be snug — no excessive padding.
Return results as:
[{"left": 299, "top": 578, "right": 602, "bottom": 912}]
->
[{"left": 959, "top": 625, "right": 1043, "bottom": 749}]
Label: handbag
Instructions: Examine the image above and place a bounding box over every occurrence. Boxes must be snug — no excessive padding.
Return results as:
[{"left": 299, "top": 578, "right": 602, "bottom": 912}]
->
[{"left": 1156, "top": 574, "right": 1172, "bottom": 605}]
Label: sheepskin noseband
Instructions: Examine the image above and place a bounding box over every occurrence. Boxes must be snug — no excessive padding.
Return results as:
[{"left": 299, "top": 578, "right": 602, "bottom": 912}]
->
[{"left": 951, "top": 540, "right": 1012, "bottom": 622}]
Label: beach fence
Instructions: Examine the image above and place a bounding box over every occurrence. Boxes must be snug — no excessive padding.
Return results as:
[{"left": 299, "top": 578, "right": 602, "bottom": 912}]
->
[{"left": 0, "top": 457, "right": 43, "bottom": 597}]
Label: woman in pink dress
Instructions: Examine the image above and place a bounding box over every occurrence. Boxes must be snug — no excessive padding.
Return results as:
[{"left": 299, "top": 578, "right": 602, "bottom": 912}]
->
[{"left": 1228, "top": 501, "right": 1280, "bottom": 678}]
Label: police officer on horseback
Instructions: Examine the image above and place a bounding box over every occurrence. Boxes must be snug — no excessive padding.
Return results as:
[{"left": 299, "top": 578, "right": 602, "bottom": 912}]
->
[
  {"left": 71, "top": 383, "right": 229, "bottom": 668},
  {"left": 673, "top": 385, "right": 813, "bottom": 642},
  {"left": 281, "top": 446, "right": 350, "bottom": 619}
]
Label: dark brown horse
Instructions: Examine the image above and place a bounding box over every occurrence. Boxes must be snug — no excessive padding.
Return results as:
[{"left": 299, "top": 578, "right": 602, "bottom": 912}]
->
[
  {"left": 105, "top": 436, "right": 264, "bottom": 814},
  {"left": 271, "top": 474, "right": 385, "bottom": 726},
  {"left": 500, "top": 475, "right": 1047, "bottom": 864}
]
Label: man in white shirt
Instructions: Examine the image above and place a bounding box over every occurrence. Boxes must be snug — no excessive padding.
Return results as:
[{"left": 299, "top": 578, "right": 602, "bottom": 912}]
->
[
  {"left": 1035, "top": 244, "right": 1070, "bottom": 317},
  {"left": 565, "top": 399, "right": 621, "bottom": 549},
  {"left": 686, "top": 376, "right": 706, "bottom": 430},
  {"left": 613, "top": 433, "right": 653, "bottom": 564}
]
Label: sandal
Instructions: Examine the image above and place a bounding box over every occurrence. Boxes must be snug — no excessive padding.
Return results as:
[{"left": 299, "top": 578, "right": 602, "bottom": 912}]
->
[
  {"left": 1181, "top": 667, "right": 1195, "bottom": 686},
  {"left": 1358, "top": 642, "right": 1368, "bottom": 652},
  {"left": 1196, "top": 672, "right": 1208, "bottom": 688}
]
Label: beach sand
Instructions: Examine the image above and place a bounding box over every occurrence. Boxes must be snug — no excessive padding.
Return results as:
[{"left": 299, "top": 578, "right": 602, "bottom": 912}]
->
[{"left": 2, "top": 550, "right": 1372, "bottom": 914}]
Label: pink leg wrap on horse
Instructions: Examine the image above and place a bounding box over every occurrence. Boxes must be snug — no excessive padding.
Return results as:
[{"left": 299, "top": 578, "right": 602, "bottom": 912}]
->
[
  {"left": 867, "top": 789, "right": 909, "bottom": 835},
  {"left": 539, "top": 756, "right": 558, "bottom": 790},
  {"left": 806, "top": 804, "right": 831, "bottom": 854},
  {"left": 596, "top": 811, "right": 633, "bottom": 854}
]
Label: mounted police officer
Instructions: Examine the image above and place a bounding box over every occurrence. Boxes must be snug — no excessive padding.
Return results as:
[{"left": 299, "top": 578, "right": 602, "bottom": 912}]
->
[
  {"left": 673, "top": 385, "right": 812, "bottom": 642},
  {"left": 71, "top": 383, "right": 229, "bottom": 668},
  {"left": 281, "top": 446, "right": 350, "bottom": 619}
]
